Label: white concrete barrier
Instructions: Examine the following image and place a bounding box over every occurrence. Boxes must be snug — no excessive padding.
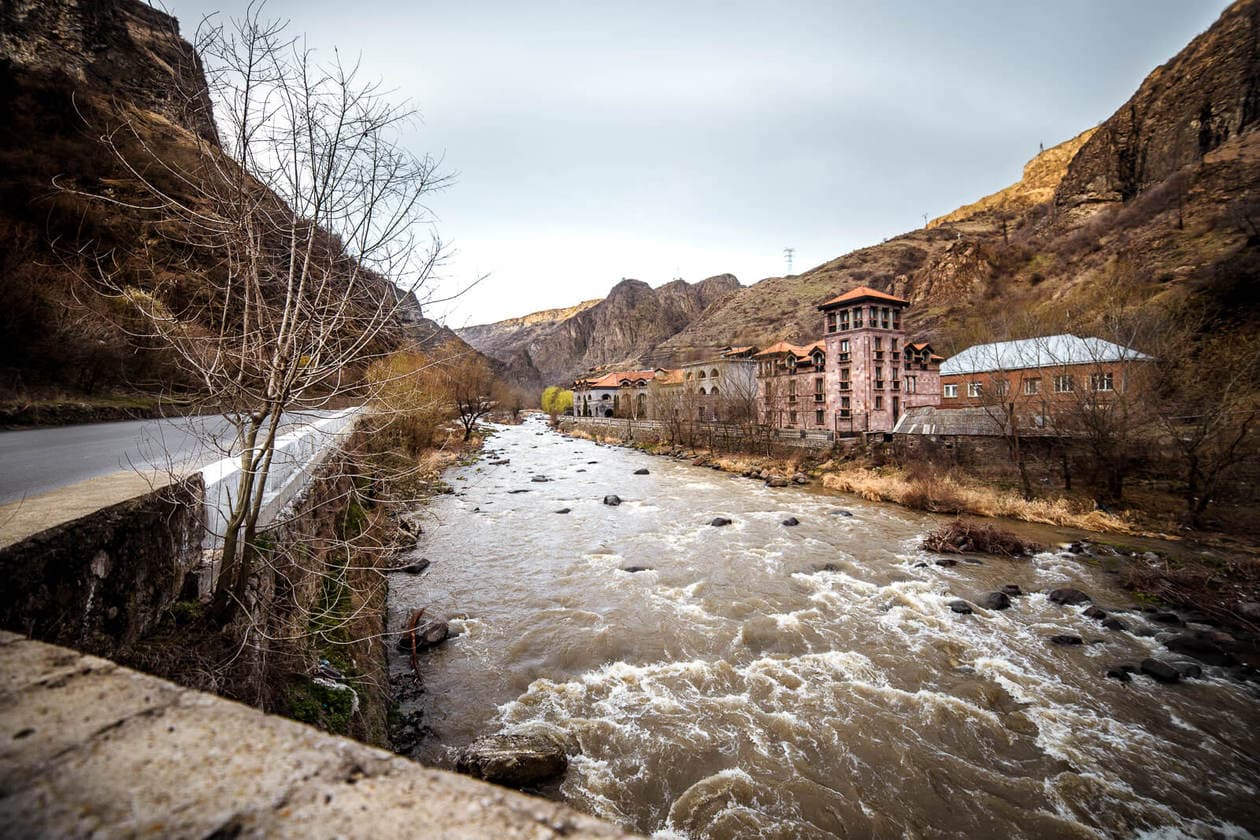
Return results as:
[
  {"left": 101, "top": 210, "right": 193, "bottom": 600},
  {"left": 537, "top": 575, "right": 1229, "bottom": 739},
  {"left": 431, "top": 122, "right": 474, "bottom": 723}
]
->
[{"left": 200, "top": 408, "right": 361, "bottom": 551}]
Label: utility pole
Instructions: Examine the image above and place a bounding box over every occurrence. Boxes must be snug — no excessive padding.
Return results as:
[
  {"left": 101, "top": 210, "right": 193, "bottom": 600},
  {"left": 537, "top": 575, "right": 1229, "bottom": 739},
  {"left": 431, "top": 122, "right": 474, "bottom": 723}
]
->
[{"left": 783, "top": 247, "right": 795, "bottom": 275}]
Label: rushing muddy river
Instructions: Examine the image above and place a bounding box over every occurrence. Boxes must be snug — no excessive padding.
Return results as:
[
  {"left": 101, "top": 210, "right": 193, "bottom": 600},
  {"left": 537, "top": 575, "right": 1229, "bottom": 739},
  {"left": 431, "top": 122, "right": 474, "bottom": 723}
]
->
[{"left": 389, "top": 418, "right": 1260, "bottom": 839}]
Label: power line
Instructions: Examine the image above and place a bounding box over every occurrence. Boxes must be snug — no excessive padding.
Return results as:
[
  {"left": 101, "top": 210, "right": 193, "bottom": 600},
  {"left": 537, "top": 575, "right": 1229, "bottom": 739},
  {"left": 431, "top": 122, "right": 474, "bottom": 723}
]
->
[{"left": 783, "top": 247, "right": 794, "bottom": 274}]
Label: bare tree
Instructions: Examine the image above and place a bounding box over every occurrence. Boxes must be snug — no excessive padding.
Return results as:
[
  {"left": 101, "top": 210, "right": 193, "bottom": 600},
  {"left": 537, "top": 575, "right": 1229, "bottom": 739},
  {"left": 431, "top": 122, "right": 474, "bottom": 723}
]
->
[
  {"left": 443, "top": 344, "right": 497, "bottom": 440},
  {"left": 73, "top": 6, "right": 449, "bottom": 615}
]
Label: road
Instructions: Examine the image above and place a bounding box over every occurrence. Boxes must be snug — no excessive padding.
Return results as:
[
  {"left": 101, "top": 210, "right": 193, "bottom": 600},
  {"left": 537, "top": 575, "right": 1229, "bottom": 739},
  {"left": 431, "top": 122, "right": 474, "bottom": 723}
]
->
[{"left": 0, "top": 412, "right": 337, "bottom": 506}]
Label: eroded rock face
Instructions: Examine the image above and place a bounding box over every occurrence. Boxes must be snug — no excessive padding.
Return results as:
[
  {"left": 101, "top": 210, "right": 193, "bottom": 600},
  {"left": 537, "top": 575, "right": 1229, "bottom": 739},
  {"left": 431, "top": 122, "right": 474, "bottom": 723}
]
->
[
  {"left": 1055, "top": 1, "right": 1260, "bottom": 216},
  {"left": 455, "top": 733, "right": 569, "bottom": 788}
]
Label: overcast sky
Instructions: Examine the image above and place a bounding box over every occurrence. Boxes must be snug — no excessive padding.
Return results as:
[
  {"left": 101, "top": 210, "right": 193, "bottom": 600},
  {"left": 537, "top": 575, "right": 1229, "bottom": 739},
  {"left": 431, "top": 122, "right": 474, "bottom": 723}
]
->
[{"left": 161, "top": 0, "right": 1228, "bottom": 327}]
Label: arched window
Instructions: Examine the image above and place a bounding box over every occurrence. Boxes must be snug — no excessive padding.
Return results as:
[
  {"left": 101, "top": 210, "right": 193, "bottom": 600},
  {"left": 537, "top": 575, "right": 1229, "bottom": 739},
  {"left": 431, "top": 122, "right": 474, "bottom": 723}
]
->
[
  {"left": 698, "top": 371, "right": 706, "bottom": 379},
  {"left": 698, "top": 386, "right": 707, "bottom": 395},
  {"left": 710, "top": 368, "right": 719, "bottom": 378},
  {"left": 710, "top": 386, "right": 719, "bottom": 396}
]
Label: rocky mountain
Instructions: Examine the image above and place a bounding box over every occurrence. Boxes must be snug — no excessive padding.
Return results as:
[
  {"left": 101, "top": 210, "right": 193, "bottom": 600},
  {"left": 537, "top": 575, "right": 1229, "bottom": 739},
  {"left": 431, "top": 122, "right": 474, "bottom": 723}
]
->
[
  {"left": 469, "top": 1, "right": 1258, "bottom": 373},
  {"left": 0, "top": 0, "right": 470, "bottom": 403},
  {"left": 457, "top": 275, "right": 741, "bottom": 388}
]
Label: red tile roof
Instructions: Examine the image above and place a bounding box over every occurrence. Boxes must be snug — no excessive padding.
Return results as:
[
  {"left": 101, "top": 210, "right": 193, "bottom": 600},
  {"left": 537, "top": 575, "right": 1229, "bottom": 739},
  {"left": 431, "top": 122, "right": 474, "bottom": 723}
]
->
[{"left": 819, "top": 285, "right": 908, "bottom": 308}]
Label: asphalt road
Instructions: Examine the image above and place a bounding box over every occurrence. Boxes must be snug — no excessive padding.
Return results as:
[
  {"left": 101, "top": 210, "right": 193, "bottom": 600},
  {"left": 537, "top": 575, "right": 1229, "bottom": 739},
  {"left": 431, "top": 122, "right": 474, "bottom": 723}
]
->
[{"left": 0, "top": 412, "right": 334, "bottom": 506}]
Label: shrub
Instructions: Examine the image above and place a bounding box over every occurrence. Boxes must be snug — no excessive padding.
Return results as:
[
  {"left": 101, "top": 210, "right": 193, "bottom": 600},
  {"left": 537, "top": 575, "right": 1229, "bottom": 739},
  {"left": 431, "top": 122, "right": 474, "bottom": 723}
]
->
[{"left": 922, "top": 519, "right": 1043, "bottom": 557}]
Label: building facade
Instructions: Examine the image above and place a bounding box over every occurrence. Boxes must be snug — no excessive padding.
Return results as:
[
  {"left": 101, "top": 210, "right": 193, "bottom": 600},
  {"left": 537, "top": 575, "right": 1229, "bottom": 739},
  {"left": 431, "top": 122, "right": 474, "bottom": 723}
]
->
[
  {"left": 755, "top": 340, "right": 829, "bottom": 430},
  {"left": 572, "top": 370, "right": 654, "bottom": 418}
]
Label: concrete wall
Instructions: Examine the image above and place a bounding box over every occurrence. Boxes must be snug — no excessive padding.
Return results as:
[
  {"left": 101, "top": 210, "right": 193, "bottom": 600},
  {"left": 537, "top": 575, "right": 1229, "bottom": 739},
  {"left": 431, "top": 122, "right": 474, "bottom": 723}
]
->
[
  {"left": 0, "top": 475, "right": 205, "bottom": 659},
  {"left": 0, "top": 631, "right": 638, "bottom": 840}
]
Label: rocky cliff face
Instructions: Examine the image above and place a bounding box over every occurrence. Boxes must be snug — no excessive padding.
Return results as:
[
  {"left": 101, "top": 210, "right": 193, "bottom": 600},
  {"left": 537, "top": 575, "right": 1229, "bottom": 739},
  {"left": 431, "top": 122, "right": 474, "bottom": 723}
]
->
[
  {"left": 1055, "top": 0, "right": 1260, "bottom": 218},
  {"left": 0, "top": 0, "right": 470, "bottom": 401},
  {"left": 457, "top": 275, "right": 741, "bottom": 387}
]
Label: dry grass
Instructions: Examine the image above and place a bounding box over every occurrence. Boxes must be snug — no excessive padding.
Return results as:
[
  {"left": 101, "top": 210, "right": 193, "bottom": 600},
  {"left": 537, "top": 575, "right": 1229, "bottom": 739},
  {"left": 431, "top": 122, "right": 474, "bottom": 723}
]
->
[{"left": 822, "top": 466, "right": 1135, "bottom": 533}]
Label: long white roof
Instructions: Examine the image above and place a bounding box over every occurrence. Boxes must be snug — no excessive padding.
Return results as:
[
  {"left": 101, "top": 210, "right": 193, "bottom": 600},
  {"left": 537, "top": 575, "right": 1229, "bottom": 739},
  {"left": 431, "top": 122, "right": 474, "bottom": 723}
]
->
[{"left": 940, "top": 334, "right": 1152, "bottom": 376}]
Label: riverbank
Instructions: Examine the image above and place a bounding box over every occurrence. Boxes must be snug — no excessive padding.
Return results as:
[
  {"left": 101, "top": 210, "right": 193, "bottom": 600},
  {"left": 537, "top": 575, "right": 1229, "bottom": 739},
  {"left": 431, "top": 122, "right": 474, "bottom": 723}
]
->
[{"left": 561, "top": 424, "right": 1260, "bottom": 635}]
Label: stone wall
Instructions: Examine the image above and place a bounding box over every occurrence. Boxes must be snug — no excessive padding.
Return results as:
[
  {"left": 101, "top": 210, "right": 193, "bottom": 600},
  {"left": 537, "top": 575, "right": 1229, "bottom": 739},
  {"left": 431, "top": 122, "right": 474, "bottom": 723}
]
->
[{"left": 0, "top": 475, "right": 205, "bottom": 659}]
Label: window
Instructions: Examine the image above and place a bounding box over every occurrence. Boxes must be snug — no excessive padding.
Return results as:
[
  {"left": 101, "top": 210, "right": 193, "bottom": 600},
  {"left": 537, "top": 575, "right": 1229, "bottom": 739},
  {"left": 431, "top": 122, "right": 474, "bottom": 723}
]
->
[
  {"left": 906, "top": 375, "right": 916, "bottom": 393},
  {"left": 994, "top": 379, "right": 1009, "bottom": 396},
  {"left": 1091, "top": 372, "right": 1114, "bottom": 392},
  {"left": 789, "top": 410, "right": 797, "bottom": 425},
  {"left": 891, "top": 338, "right": 899, "bottom": 351},
  {"left": 1024, "top": 378, "right": 1040, "bottom": 396},
  {"left": 967, "top": 382, "right": 982, "bottom": 397},
  {"left": 840, "top": 396, "right": 851, "bottom": 409},
  {"left": 815, "top": 409, "right": 824, "bottom": 425},
  {"left": 814, "top": 377, "right": 824, "bottom": 401},
  {"left": 874, "top": 337, "right": 882, "bottom": 350},
  {"left": 874, "top": 395, "right": 883, "bottom": 410},
  {"left": 827, "top": 312, "right": 837, "bottom": 332},
  {"left": 1054, "top": 375, "right": 1074, "bottom": 393},
  {"left": 839, "top": 339, "right": 850, "bottom": 353},
  {"left": 710, "top": 386, "right": 719, "bottom": 396},
  {"left": 943, "top": 384, "right": 958, "bottom": 398}
]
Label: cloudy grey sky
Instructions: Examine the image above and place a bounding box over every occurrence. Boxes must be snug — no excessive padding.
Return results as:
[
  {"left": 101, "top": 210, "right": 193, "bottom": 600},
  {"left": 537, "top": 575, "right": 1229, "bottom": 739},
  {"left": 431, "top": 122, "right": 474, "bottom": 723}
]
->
[{"left": 162, "top": 0, "right": 1229, "bottom": 326}]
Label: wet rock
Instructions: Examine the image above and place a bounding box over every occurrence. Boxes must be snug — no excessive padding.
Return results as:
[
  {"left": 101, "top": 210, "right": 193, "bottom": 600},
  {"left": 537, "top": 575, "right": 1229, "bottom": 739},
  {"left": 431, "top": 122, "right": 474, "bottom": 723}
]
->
[
  {"left": 815, "top": 563, "right": 842, "bottom": 573},
  {"left": 489, "top": 458, "right": 510, "bottom": 465},
  {"left": 603, "top": 495, "right": 622, "bottom": 506},
  {"left": 934, "top": 558, "right": 958, "bottom": 568},
  {"left": 1238, "top": 602, "right": 1260, "bottom": 623},
  {"left": 1105, "top": 667, "right": 1132, "bottom": 683},
  {"left": 1000, "top": 584, "right": 1023, "bottom": 597},
  {"left": 792, "top": 473, "right": 809, "bottom": 484},
  {"left": 1083, "top": 606, "right": 1108, "bottom": 620},
  {"left": 913, "top": 562, "right": 928, "bottom": 568},
  {"left": 576, "top": 469, "right": 586, "bottom": 473},
  {"left": 710, "top": 517, "right": 733, "bottom": 527},
  {"left": 948, "top": 600, "right": 973, "bottom": 615},
  {"left": 531, "top": 475, "right": 550, "bottom": 483},
  {"left": 765, "top": 475, "right": 790, "bottom": 487},
  {"left": 1049, "top": 634, "right": 1084, "bottom": 646},
  {"left": 554, "top": 508, "right": 571, "bottom": 514},
  {"left": 830, "top": 509, "right": 854, "bottom": 517},
  {"left": 633, "top": 468, "right": 650, "bottom": 475},
  {"left": 1140, "top": 659, "right": 1182, "bottom": 683},
  {"left": 781, "top": 517, "right": 800, "bottom": 527},
  {"left": 1164, "top": 634, "right": 1238, "bottom": 667},
  {"left": 980, "top": 592, "right": 1011, "bottom": 611},
  {"left": 1049, "top": 588, "right": 1091, "bottom": 606},
  {"left": 961, "top": 557, "right": 984, "bottom": 565},
  {"left": 587, "top": 461, "right": 598, "bottom": 464},
  {"left": 692, "top": 458, "right": 707, "bottom": 466},
  {"left": 1175, "top": 663, "right": 1203, "bottom": 679},
  {"left": 1135, "top": 625, "right": 1157, "bottom": 637},
  {"left": 1150, "top": 611, "right": 1184, "bottom": 626},
  {"left": 395, "top": 619, "right": 450, "bottom": 653},
  {"left": 395, "top": 558, "right": 431, "bottom": 575},
  {"left": 508, "top": 489, "right": 531, "bottom": 494},
  {"left": 621, "top": 566, "right": 653, "bottom": 573},
  {"left": 1066, "top": 542, "right": 1085, "bottom": 554},
  {"left": 1102, "top": 617, "right": 1131, "bottom": 632},
  {"left": 455, "top": 733, "right": 569, "bottom": 788}
]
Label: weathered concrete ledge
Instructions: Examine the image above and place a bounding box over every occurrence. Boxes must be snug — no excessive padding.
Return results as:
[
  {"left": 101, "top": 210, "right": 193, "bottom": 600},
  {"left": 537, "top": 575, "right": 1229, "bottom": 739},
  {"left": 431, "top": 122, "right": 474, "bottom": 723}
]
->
[{"left": 0, "top": 632, "right": 639, "bottom": 839}]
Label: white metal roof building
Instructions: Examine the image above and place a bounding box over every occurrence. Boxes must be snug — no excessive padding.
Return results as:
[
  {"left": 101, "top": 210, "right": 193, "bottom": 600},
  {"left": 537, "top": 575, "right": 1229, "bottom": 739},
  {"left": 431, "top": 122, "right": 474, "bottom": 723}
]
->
[{"left": 939, "top": 334, "right": 1153, "bottom": 376}]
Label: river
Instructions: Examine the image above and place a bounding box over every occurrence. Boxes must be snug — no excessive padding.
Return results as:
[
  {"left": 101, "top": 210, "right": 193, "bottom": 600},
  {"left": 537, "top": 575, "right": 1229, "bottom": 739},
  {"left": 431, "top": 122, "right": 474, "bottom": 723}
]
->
[{"left": 388, "top": 417, "right": 1260, "bottom": 839}]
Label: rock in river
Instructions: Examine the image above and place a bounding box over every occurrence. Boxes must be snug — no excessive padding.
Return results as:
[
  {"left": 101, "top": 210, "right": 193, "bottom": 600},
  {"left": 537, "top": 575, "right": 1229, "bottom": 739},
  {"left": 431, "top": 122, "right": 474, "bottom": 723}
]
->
[
  {"left": 396, "top": 619, "right": 449, "bottom": 653},
  {"left": 781, "top": 517, "right": 800, "bottom": 527},
  {"left": 948, "top": 600, "right": 973, "bottom": 615},
  {"left": 621, "top": 566, "right": 653, "bottom": 573},
  {"left": 456, "top": 733, "right": 569, "bottom": 788},
  {"left": 554, "top": 508, "right": 571, "bottom": 515},
  {"left": 1140, "top": 659, "right": 1182, "bottom": 683},
  {"left": 980, "top": 592, "right": 1011, "bottom": 611},
  {"left": 1164, "top": 634, "right": 1238, "bottom": 667},
  {"left": 395, "top": 558, "right": 430, "bottom": 575},
  {"left": 711, "top": 517, "right": 733, "bottom": 527},
  {"left": 603, "top": 495, "right": 622, "bottom": 506},
  {"left": 1049, "top": 634, "right": 1084, "bottom": 646},
  {"left": 634, "top": 468, "right": 650, "bottom": 475},
  {"left": 1049, "top": 588, "right": 1091, "bottom": 606},
  {"left": 1102, "top": 617, "right": 1131, "bottom": 632},
  {"left": 1000, "top": 584, "right": 1023, "bottom": 597}
]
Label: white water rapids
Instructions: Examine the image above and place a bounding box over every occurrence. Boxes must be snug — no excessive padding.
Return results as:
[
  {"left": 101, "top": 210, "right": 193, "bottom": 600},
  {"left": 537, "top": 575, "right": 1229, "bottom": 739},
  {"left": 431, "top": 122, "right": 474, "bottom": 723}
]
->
[{"left": 388, "top": 418, "right": 1260, "bottom": 839}]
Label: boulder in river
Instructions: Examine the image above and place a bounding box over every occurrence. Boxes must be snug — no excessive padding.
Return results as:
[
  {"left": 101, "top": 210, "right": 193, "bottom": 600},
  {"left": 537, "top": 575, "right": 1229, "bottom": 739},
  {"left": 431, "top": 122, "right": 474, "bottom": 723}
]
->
[
  {"left": 980, "top": 592, "right": 1011, "bottom": 611},
  {"left": 621, "top": 566, "right": 653, "bottom": 573},
  {"left": 1049, "top": 634, "right": 1084, "bottom": 646},
  {"left": 711, "top": 516, "right": 733, "bottom": 527},
  {"left": 489, "top": 458, "right": 510, "bottom": 466},
  {"left": 554, "top": 508, "right": 571, "bottom": 514},
  {"left": 531, "top": 475, "right": 550, "bottom": 483},
  {"left": 455, "top": 733, "right": 569, "bottom": 788},
  {"left": 395, "top": 558, "right": 431, "bottom": 575},
  {"left": 766, "top": 475, "right": 790, "bottom": 487},
  {"left": 793, "top": 473, "right": 809, "bottom": 484},
  {"left": 1083, "top": 605, "right": 1108, "bottom": 620},
  {"left": 781, "top": 517, "right": 800, "bottom": 527},
  {"left": 1000, "top": 584, "right": 1023, "bottom": 597},
  {"left": 634, "top": 468, "right": 650, "bottom": 475},
  {"left": 395, "top": 619, "right": 450, "bottom": 653},
  {"left": 934, "top": 558, "right": 958, "bottom": 568},
  {"left": 1164, "top": 634, "right": 1238, "bottom": 667},
  {"left": 1105, "top": 667, "right": 1132, "bottom": 683},
  {"left": 830, "top": 509, "right": 854, "bottom": 517},
  {"left": 508, "top": 489, "right": 531, "bottom": 494},
  {"left": 1102, "top": 617, "right": 1131, "bottom": 632},
  {"left": 1140, "top": 659, "right": 1182, "bottom": 683},
  {"left": 603, "top": 495, "right": 622, "bottom": 506},
  {"left": 948, "top": 600, "right": 973, "bottom": 615},
  {"left": 1048, "top": 588, "right": 1091, "bottom": 606},
  {"left": 1175, "top": 663, "right": 1203, "bottom": 679},
  {"left": 1149, "top": 611, "right": 1184, "bottom": 626}
]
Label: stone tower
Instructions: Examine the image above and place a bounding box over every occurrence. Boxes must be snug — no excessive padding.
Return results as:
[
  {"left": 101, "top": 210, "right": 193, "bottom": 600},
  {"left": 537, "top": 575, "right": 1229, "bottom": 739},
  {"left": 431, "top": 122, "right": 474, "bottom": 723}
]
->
[{"left": 819, "top": 286, "right": 912, "bottom": 434}]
